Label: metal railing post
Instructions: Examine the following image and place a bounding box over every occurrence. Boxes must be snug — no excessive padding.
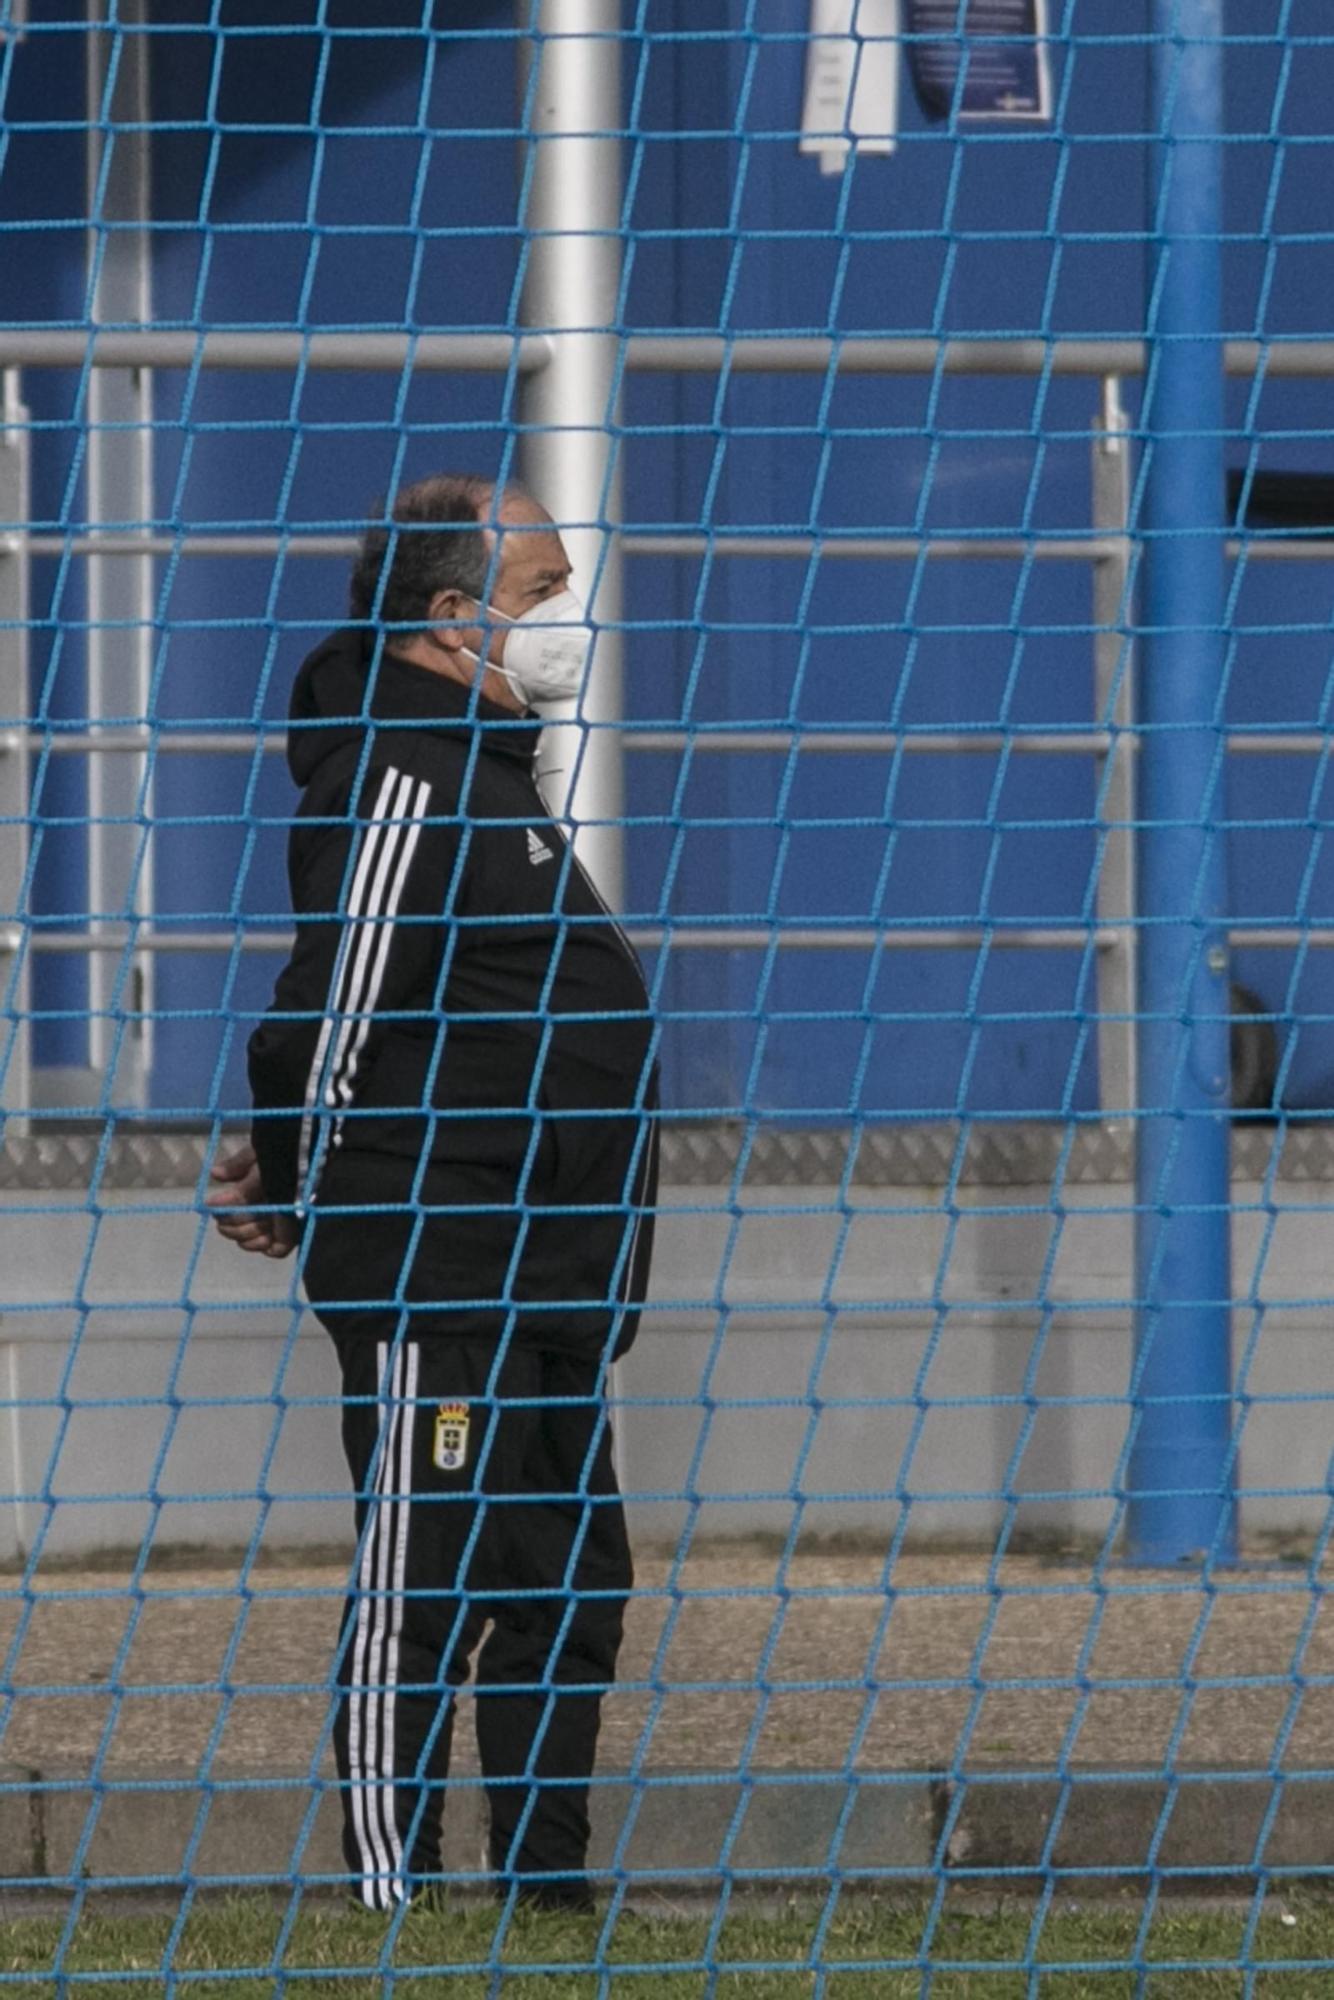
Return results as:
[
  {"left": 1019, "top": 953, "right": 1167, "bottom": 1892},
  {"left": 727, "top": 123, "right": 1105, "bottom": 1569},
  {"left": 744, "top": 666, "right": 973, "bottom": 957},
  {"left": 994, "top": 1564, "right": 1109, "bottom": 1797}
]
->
[
  {"left": 0, "top": 376, "right": 31, "bottom": 1131},
  {"left": 1127, "top": 0, "right": 1236, "bottom": 1565},
  {"left": 1091, "top": 380, "right": 1137, "bottom": 1120},
  {"left": 515, "top": 0, "right": 625, "bottom": 905},
  {"left": 85, "top": 0, "right": 154, "bottom": 1106}
]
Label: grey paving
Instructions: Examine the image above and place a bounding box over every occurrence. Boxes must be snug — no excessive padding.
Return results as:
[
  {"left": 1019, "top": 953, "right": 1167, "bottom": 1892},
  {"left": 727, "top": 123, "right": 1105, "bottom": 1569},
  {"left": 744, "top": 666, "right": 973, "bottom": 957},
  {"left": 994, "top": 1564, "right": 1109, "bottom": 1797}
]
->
[{"left": 1, "top": 1543, "right": 1331, "bottom": 1889}]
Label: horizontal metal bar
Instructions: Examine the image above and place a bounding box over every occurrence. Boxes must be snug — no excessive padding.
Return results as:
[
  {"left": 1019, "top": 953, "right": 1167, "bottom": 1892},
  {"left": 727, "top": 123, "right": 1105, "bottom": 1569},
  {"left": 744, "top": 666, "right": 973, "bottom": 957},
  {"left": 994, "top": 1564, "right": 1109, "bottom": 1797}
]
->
[
  {"left": 15, "top": 731, "right": 270, "bottom": 755},
  {"left": 633, "top": 533, "right": 1334, "bottom": 564},
  {"left": 624, "top": 731, "right": 1331, "bottom": 756},
  {"left": 629, "top": 730, "right": 1115, "bottom": 756},
  {"left": 5, "top": 930, "right": 294, "bottom": 953},
  {"left": 648, "top": 732, "right": 1334, "bottom": 752},
  {"left": 1228, "top": 541, "right": 1334, "bottom": 561},
  {"left": 13, "top": 728, "right": 1116, "bottom": 758},
  {"left": 0, "top": 925, "right": 1120, "bottom": 955},
  {"left": 15, "top": 530, "right": 1334, "bottom": 564},
  {"left": 1228, "top": 929, "right": 1334, "bottom": 948},
  {"left": 0, "top": 330, "right": 551, "bottom": 374},
  {"left": 22, "top": 535, "right": 361, "bottom": 559},
  {"left": 634, "top": 730, "right": 1334, "bottom": 757},
  {"left": 624, "top": 337, "right": 1334, "bottom": 380},
  {"left": 1227, "top": 735, "right": 1334, "bottom": 755},
  {"left": 623, "top": 534, "right": 1122, "bottom": 561},
  {"left": 7, "top": 923, "right": 1331, "bottom": 954},
  {"left": 11, "top": 730, "right": 1334, "bottom": 760},
  {"left": 6, "top": 331, "right": 1334, "bottom": 379},
  {"left": 1, "top": 531, "right": 1115, "bottom": 561},
  {"left": 645, "top": 927, "right": 1121, "bottom": 951}
]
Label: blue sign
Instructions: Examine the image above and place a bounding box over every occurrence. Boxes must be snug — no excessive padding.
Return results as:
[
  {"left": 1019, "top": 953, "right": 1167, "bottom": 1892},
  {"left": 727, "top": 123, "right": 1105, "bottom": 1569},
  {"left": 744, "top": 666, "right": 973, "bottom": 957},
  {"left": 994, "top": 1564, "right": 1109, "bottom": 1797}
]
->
[{"left": 906, "top": 0, "right": 1050, "bottom": 121}]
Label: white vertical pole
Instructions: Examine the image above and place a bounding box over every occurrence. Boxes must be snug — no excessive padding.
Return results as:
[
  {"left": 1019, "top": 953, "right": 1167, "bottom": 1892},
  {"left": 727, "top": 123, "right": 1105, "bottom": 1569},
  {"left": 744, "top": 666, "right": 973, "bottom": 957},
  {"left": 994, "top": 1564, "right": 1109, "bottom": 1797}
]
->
[
  {"left": 0, "top": 375, "right": 32, "bottom": 1132},
  {"left": 516, "top": 0, "right": 625, "bottom": 908},
  {"left": 86, "top": 0, "right": 154, "bottom": 1103},
  {"left": 1091, "top": 379, "right": 1136, "bottom": 1123}
]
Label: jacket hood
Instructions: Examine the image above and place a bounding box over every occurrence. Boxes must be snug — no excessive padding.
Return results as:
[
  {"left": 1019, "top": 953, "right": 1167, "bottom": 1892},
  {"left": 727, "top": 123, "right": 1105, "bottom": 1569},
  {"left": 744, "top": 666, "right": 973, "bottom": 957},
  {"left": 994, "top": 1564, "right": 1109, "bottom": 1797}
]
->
[{"left": 286, "top": 627, "right": 541, "bottom": 788}]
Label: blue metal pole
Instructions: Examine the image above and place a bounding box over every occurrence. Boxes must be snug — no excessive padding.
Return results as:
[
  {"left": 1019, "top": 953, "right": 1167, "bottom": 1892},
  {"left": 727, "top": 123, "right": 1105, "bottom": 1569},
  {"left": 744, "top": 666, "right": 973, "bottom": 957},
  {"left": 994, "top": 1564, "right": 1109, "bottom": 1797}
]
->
[{"left": 1127, "top": 0, "right": 1237, "bottom": 1565}]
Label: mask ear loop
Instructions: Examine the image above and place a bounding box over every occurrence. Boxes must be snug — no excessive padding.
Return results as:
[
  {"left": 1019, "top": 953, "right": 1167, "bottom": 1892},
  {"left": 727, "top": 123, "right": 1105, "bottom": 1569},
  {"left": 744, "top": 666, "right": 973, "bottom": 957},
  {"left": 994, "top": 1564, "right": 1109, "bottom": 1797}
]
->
[{"left": 459, "top": 602, "right": 523, "bottom": 698}]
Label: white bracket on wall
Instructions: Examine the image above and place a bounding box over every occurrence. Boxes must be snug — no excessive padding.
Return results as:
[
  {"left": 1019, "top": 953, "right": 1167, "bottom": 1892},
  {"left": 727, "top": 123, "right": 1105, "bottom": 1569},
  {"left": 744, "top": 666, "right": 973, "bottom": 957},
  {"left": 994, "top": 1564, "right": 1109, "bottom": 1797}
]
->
[{"left": 800, "top": 0, "right": 900, "bottom": 175}]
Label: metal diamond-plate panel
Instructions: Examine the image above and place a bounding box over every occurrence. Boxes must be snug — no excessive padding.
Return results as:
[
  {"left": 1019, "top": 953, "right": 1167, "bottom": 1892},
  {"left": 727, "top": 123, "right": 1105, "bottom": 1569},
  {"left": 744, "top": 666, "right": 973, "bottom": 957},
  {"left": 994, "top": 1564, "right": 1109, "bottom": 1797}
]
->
[
  {"left": 662, "top": 1121, "right": 1334, "bottom": 1186},
  {"left": 758, "top": 1124, "right": 1137, "bottom": 1186},
  {"left": 1231, "top": 1122, "right": 1334, "bottom": 1183},
  {"left": 0, "top": 1122, "right": 1330, "bottom": 1191},
  {"left": 0, "top": 1132, "right": 212, "bottom": 1191},
  {"left": 657, "top": 1123, "right": 1139, "bottom": 1187}
]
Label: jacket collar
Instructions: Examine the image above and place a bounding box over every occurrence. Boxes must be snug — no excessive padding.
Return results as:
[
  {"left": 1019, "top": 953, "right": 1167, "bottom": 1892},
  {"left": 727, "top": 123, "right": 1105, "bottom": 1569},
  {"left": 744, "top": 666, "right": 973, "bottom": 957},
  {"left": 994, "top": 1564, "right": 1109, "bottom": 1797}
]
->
[
  {"left": 375, "top": 645, "right": 541, "bottom": 765},
  {"left": 286, "top": 626, "right": 541, "bottom": 786}
]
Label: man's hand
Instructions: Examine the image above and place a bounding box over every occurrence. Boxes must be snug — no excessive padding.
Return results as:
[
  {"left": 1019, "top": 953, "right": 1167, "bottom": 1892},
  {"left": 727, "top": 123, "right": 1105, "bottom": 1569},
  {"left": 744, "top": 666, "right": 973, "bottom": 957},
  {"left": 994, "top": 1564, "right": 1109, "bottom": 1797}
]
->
[{"left": 207, "top": 1144, "right": 298, "bottom": 1259}]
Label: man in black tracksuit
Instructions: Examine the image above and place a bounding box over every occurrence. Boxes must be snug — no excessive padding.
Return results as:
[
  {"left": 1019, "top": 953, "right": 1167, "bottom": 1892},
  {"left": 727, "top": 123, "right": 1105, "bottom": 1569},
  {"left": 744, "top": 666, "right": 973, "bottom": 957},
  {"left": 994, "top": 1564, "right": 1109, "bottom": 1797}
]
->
[{"left": 209, "top": 475, "right": 658, "bottom": 1913}]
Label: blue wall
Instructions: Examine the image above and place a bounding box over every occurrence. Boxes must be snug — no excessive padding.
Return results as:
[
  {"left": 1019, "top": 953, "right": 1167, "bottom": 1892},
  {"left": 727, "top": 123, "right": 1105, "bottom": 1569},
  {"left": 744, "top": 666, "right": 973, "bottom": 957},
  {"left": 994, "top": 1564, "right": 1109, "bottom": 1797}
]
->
[{"left": 4, "top": 0, "right": 1334, "bottom": 1120}]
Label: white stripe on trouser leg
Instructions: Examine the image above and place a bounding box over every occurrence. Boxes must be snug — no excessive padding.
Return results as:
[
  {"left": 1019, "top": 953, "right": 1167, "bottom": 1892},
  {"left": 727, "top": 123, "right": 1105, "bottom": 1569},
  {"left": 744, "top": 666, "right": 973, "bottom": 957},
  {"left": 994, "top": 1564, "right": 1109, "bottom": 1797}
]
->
[
  {"left": 379, "top": 1340, "right": 418, "bottom": 1896},
  {"left": 348, "top": 1341, "right": 395, "bottom": 1907},
  {"left": 366, "top": 1344, "right": 410, "bottom": 1906},
  {"left": 348, "top": 1341, "right": 405, "bottom": 1909}
]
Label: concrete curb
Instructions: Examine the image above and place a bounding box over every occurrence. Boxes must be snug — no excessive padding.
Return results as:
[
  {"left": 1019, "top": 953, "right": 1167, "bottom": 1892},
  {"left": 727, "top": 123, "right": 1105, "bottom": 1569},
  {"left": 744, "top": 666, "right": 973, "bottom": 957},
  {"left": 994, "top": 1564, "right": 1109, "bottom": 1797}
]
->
[{"left": 0, "top": 1768, "right": 1327, "bottom": 1891}]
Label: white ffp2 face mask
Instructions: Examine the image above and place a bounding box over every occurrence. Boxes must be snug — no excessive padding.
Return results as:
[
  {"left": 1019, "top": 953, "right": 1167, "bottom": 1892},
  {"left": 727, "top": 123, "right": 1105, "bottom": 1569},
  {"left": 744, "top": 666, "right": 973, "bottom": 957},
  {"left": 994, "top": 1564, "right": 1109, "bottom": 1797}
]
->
[{"left": 482, "top": 590, "right": 594, "bottom": 707}]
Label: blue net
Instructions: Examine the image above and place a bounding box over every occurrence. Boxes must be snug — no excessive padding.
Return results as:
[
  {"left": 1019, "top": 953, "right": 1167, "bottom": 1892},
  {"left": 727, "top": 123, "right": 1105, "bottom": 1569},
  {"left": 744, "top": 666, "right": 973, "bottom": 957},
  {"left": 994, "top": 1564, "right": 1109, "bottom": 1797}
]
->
[{"left": 1, "top": 0, "right": 1333, "bottom": 1989}]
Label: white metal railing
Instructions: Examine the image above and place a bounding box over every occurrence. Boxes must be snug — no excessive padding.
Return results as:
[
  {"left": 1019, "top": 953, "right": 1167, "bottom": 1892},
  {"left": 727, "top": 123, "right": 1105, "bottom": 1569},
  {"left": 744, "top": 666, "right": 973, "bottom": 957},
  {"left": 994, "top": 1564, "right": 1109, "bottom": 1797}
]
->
[
  {"left": 18, "top": 532, "right": 1334, "bottom": 562},
  {"left": 6, "top": 331, "right": 1334, "bottom": 1118},
  {"left": 8, "top": 923, "right": 1334, "bottom": 954},
  {"left": 7, "top": 729, "right": 1332, "bottom": 756},
  {"left": 6, "top": 329, "right": 1334, "bottom": 377}
]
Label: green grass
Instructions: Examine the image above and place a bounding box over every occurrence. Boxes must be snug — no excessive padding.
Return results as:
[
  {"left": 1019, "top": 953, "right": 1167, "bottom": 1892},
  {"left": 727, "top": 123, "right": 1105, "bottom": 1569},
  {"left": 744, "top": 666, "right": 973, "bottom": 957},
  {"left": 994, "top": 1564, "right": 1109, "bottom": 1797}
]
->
[{"left": 2, "top": 1893, "right": 1334, "bottom": 1998}]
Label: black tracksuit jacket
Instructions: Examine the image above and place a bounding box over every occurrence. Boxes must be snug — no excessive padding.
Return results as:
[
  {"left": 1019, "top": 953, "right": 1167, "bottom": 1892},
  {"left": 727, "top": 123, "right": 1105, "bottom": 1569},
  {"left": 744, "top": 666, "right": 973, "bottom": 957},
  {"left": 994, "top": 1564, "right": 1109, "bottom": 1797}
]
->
[{"left": 247, "top": 627, "right": 658, "bottom": 1358}]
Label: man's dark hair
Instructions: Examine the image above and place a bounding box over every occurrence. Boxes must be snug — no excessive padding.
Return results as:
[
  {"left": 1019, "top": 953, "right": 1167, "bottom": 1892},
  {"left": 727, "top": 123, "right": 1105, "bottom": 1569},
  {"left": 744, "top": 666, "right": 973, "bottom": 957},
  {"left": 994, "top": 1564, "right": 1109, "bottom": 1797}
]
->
[{"left": 349, "top": 473, "right": 511, "bottom": 626}]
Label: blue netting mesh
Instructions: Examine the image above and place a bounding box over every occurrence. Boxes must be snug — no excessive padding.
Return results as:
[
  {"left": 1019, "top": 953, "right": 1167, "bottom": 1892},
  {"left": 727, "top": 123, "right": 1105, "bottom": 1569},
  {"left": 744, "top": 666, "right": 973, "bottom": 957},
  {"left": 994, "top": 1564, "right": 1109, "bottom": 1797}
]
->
[{"left": 1, "top": 0, "right": 1334, "bottom": 1988}]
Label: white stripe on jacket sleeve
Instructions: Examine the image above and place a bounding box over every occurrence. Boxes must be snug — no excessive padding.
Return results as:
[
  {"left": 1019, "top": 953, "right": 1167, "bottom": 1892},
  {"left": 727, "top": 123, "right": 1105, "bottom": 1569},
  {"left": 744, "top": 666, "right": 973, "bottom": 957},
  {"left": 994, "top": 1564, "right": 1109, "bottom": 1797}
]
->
[{"left": 296, "top": 766, "right": 434, "bottom": 1203}]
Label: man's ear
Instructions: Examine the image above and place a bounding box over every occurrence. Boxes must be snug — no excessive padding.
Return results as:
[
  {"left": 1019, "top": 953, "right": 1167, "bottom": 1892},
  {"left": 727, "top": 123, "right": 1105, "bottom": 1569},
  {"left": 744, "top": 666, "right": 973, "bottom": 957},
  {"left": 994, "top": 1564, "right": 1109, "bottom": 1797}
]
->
[{"left": 426, "top": 588, "right": 469, "bottom": 650}]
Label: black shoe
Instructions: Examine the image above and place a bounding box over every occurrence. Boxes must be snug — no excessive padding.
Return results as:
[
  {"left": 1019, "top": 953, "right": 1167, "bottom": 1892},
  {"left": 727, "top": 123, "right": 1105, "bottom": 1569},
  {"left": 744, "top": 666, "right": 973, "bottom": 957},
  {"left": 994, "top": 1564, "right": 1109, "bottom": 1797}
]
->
[{"left": 506, "top": 1878, "right": 596, "bottom": 1916}]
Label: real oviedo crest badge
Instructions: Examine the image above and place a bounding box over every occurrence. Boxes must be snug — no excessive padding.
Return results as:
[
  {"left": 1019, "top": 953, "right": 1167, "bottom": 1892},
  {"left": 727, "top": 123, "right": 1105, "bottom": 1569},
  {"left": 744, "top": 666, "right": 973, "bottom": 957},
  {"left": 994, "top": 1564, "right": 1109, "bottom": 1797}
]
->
[{"left": 432, "top": 1401, "right": 471, "bottom": 1473}]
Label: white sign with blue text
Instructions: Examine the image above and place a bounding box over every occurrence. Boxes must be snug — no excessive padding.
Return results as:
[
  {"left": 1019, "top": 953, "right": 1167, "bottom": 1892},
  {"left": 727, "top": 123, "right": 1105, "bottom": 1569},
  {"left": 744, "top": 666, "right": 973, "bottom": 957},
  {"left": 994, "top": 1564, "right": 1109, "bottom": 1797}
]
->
[{"left": 906, "top": 0, "right": 1051, "bottom": 121}]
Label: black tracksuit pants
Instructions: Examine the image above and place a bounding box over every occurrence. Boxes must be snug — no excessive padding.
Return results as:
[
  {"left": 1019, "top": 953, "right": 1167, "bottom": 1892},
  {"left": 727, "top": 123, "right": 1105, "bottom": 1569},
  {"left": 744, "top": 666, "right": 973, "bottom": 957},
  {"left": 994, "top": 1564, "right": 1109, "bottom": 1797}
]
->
[
  {"left": 301, "top": 1109, "right": 656, "bottom": 1911},
  {"left": 328, "top": 1333, "right": 630, "bottom": 1910}
]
